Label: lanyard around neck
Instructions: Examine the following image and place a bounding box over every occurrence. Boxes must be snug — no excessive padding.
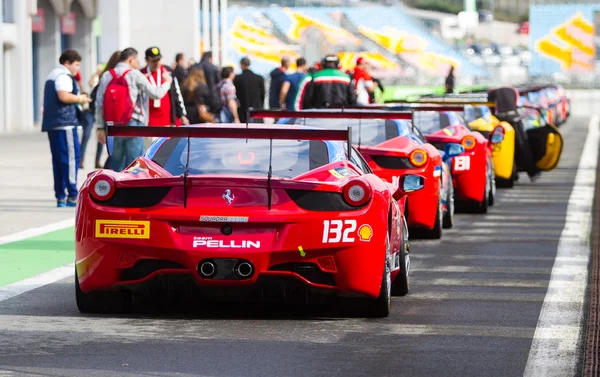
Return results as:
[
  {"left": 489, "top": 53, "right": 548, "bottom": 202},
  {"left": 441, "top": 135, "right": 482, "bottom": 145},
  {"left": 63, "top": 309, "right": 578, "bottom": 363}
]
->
[{"left": 146, "top": 66, "right": 161, "bottom": 87}]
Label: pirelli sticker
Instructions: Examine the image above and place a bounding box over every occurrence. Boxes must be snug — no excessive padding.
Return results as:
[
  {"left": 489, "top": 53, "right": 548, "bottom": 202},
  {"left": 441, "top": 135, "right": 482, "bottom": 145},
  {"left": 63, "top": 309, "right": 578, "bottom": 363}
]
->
[{"left": 95, "top": 220, "right": 150, "bottom": 239}]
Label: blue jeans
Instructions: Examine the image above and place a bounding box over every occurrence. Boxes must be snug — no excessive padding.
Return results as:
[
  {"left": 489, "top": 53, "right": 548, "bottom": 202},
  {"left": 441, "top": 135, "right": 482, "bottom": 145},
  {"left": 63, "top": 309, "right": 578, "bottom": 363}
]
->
[
  {"left": 110, "top": 119, "right": 145, "bottom": 172},
  {"left": 80, "top": 111, "right": 95, "bottom": 163}
]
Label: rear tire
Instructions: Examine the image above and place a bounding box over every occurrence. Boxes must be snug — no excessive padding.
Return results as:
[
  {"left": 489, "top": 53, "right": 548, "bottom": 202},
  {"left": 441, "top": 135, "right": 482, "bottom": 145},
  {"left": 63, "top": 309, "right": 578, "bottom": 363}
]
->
[
  {"left": 442, "top": 179, "right": 455, "bottom": 229},
  {"left": 391, "top": 221, "right": 410, "bottom": 297},
  {"left": 75, "top": 268, "right": 129, "bottom": 314},
  {"left": 488, "top": 170, "right": 496, "bottom": 206}
]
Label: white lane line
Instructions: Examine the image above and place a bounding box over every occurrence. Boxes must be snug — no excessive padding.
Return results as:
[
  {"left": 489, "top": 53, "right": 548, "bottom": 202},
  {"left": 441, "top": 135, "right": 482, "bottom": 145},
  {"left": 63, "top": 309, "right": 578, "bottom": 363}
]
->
[
  {"left": 0, "top": 219, "right": 74, "bottom": 246},
  {"left": 524, "top": 115, "right": 600, "bottom": 377},
  {"left": 0, "top": 264, "right": 74, "bottom": 303}
]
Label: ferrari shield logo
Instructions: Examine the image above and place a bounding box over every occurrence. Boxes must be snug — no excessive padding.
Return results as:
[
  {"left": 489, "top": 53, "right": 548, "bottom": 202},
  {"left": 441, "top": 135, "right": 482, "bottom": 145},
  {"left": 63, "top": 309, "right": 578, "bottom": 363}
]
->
[{"left": 222, "top": 189, "right": 235, "bottom": 205}]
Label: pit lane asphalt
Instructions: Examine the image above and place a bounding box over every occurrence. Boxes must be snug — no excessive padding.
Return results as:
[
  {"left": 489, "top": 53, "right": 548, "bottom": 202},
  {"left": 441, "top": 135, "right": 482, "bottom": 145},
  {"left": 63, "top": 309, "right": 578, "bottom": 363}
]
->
[{"left": 0, "top": 92, "right": 595, "bottom": 377}]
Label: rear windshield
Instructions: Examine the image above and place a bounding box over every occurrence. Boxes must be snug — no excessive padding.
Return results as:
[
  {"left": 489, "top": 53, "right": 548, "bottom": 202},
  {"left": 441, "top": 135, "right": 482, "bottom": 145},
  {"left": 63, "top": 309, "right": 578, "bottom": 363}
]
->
[
  {"left": 151, "top": 137, "right": 330, "bottom": 178},
  {"left": 283, "top": 118, "right": 411, "bottom": 146},
  {"left": 464, "top": 106, "right": 484, "bottom": 123},
  {"left": 413, "top": 112, "right": 444, "bottom": 134}
]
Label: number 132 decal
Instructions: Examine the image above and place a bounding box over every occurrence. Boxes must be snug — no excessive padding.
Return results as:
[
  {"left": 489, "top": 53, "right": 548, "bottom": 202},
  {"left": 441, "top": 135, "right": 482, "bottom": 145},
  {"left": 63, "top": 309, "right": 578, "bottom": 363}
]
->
[
  {"left": 322, "top": 220, "right": 374, "bottom": 243},
  {"left": 322, "top": 220, "right": 357, "bottom": 243}
]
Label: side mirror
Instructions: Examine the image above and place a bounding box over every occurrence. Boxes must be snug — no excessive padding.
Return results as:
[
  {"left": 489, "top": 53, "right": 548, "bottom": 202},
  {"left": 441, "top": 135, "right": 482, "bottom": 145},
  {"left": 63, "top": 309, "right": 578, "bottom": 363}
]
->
[
  {"left": 389, "top": 174, "right": 425, "bottom": 200},
  {"left": 442, "top": 143, "right": 465, "bottom": 162},
  {"left": 489, "top": 126, "right": 505, "bottom": 144}
]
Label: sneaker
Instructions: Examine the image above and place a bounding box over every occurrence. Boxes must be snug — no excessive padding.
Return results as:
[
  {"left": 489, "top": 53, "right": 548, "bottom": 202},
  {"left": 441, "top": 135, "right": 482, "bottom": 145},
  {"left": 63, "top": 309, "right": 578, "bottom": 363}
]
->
[
  {"left": 66, "top": 197, "right": 78, "bottom": 207},
  {"left": 57, "top": 200, "right": 67, "bottom": 208}
]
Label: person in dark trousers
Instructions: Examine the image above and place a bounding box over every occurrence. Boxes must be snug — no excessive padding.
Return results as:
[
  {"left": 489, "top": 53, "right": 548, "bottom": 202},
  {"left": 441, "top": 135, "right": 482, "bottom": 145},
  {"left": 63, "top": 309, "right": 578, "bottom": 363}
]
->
[
  {"left": 488, "top": 86, "right": 541, "bottom": 182},
  {"left": 268, "top": 57, "right": 289, "bottom": 109},
  {"left": 173, "top": 53, "right": 188, "bottom": 86},
  {"left": 301, "top": 55, "right": 357, "bottom": 109},
  {"left": 193, "top": 51, "right": 220, "bottom": 91},
  {"left": 42, "top": 49, "right": 92, "bottom": 207},
  {"left": 234, "top": 57, "right": 265, "bottom": 123},
  {"left": 445, "top": 65, "right": 455, "bottom": 94}
]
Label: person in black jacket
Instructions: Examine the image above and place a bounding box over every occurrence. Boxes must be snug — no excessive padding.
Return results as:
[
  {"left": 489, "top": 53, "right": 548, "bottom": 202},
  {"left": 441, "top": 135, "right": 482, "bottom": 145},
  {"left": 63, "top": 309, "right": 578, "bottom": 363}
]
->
[
  {"left": 301, "top": 55, "right": 357, "bottom": 109},
  {"left": 192, "top": 51, "right": 220, "bottom": 91},
  {"left": 268, "top": 57, "right": 289, "bottom": 109},
  {"left": 234, "top": 57, "right": 265, "bottom": 123},
  {"left": 173, "top": 52, "right": 188, "bottom": 86}
]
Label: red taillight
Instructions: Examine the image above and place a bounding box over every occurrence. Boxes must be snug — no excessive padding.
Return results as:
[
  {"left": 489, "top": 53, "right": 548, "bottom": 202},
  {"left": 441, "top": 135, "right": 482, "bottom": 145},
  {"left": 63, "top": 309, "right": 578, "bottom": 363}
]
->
[
  {"left": 409, "top": 149, "right": 428, "bottom": 167},
  {"left": 90, "top": 174, "right": 116, "bottom": 201},
  {"left": 342, "top": 179, "right": 371, "bottom": 207},
  {"left": 461, "top": 136, "right": 476, "bottom": 150}
]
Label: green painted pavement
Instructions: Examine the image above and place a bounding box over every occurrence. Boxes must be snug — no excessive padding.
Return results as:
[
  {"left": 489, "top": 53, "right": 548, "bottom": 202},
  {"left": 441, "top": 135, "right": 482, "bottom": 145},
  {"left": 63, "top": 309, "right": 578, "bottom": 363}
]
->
[
  {"left": 0, "top": 227, "right": 74, "bottom": 287},
  {"left": 381, "top": 85, "right": 489, "bottom": 102}
]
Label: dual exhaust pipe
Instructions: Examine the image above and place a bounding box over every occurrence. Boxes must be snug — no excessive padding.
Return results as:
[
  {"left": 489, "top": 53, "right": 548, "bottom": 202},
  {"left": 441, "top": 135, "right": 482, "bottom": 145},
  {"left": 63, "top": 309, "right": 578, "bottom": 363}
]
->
[{"left": 199, "top": 260, "right": 253, "bottom": 279}]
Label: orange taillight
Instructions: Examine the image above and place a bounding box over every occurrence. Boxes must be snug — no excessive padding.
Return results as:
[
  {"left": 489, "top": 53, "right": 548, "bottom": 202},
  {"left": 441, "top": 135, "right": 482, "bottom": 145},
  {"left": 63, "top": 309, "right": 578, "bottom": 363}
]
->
[{"left": 409, "top": 149, "right": 428, "bottom": 167}]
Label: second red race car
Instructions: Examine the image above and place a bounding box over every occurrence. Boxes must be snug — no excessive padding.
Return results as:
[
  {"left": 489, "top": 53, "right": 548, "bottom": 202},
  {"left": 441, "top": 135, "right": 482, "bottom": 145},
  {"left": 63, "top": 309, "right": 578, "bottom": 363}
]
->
[
  {"left": 410, "top": 108, "right": 505, "bottom": 213},
  {"left": 75, "top": 124, "right": 425, "bottom": 318},
  {"left": 250, "top": 109, "right": 465, "bottom": 239}
]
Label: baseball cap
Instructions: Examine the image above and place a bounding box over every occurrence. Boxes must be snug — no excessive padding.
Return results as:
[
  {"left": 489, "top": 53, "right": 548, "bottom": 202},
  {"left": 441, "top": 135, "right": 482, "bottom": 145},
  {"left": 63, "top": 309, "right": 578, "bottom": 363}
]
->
[
  {"left": 356, "top": 57, "right": 365, "bottom": 65},
  {"left": 145, "top": 46, "right": 162, "bottom": 60}
]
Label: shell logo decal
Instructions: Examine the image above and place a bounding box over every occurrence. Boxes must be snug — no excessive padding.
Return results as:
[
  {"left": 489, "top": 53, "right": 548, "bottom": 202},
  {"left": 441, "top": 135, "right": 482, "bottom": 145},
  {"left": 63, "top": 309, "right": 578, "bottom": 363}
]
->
[{"left": 358, "top": 224, "right": 373, "bottom": 242}]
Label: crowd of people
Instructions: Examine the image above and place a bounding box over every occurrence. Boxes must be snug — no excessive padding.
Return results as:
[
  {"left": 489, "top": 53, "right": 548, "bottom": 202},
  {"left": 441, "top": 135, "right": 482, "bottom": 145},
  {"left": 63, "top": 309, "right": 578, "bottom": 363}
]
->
[{"left": 49, "top": 47, "right": 525, "bottom": 208}]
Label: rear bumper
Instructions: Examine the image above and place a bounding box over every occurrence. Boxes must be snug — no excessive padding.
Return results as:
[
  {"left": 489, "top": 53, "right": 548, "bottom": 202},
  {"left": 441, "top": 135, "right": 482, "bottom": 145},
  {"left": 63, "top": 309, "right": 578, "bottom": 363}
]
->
[{"left": 76, "top": 236, "right": 385, "bottom": 299}]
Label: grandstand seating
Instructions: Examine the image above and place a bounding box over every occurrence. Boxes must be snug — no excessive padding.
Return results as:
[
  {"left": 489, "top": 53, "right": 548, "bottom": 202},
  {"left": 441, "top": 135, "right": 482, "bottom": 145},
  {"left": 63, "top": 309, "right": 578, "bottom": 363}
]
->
[
  {"left": 220, "top": 5, "right": 488, "bottom": 78},
  {"left": 225, "top": 7, "right": 300, "bottom": 74},
  {"left": 343, "top": 7, "right": 487, "bottom": 77}
]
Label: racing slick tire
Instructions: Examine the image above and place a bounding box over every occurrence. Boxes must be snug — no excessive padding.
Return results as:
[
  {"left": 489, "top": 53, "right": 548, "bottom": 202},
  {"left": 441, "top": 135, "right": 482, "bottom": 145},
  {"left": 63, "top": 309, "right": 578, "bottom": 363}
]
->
[
  {"left": 75, "top": 268, "right": 130, "bottom": 313},
  {"left": 391, "top": 223, "right": 410, "bottom": 297},
  {"left": 442, "top": 179, "right": 455, "bottom": 229},
  {"left": 488, "top": 171, "right": 496, "bottom": 206}
]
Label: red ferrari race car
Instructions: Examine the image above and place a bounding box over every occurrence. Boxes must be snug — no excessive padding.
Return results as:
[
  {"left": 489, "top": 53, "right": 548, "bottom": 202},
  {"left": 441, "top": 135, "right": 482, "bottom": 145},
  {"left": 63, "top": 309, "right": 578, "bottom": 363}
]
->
[
  {"left": 75, "top": 124, "right": 425, "bottom": 317},
  {"left": 410, "top": 108, "right": 504, "bottom": 213},
  {"left": 250, "top": 109, "right": 465, "bottom": 239}
]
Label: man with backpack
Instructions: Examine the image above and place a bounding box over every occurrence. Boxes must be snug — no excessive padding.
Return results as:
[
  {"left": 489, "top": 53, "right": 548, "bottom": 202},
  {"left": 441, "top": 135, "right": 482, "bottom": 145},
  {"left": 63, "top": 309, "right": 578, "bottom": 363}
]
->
[{"left": 95, "top": 48, "right": 172, "bottom": 172}]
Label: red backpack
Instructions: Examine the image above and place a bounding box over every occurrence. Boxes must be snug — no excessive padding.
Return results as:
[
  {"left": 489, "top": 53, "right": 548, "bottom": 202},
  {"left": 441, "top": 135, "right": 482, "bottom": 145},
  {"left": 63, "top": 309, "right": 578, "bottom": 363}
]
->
[{"left": 103, "top": 69, "right": 134, "bottom": 124}]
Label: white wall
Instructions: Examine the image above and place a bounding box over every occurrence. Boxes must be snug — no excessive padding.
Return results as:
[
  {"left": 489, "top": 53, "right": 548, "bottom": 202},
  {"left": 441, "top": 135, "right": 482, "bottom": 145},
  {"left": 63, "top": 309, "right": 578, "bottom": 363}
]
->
[{"left": 99, "top": 0, "right": 200, "bottom": 66}]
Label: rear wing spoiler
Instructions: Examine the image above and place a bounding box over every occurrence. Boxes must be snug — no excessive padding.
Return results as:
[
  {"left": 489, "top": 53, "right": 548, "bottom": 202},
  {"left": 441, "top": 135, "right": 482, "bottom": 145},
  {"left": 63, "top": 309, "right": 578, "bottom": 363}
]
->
[
  {"left": 248, "top": 109, "right": 412, "bottom": 120},
  {"left": 106, "top": 123, "right": 350, "bottom": 141},
  {"left": 105, "top": 123, "right": 351, "bottom": 210},
  {"left": 327, "top": 104, "right": 468, "bottom": 112},
  {"left": 383, "top": 100, "right": 495, "bottom": 113}
]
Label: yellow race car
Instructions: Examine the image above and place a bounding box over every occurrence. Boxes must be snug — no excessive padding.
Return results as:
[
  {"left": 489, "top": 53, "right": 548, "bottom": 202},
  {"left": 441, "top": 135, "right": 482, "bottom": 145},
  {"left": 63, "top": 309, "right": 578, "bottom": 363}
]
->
[
  {"left": 465, "top": 105, "right": 516, "bottom": 187},
  {"left": 466, "top": 104, "right": 563, "bottom": 187}
]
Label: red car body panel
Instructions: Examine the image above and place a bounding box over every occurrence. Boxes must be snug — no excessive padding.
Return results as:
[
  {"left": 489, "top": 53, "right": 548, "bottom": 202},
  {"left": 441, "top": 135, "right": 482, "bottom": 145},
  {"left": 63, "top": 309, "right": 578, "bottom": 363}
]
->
[
  {"left": 424, "top": 124, "right": 491, "bottom": 203},
  {"left": 358, "top": 138, "right": 444, "bottom": 230},
  {"left": 76, "top": 152, "right": 405, "bottom": 300}
]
